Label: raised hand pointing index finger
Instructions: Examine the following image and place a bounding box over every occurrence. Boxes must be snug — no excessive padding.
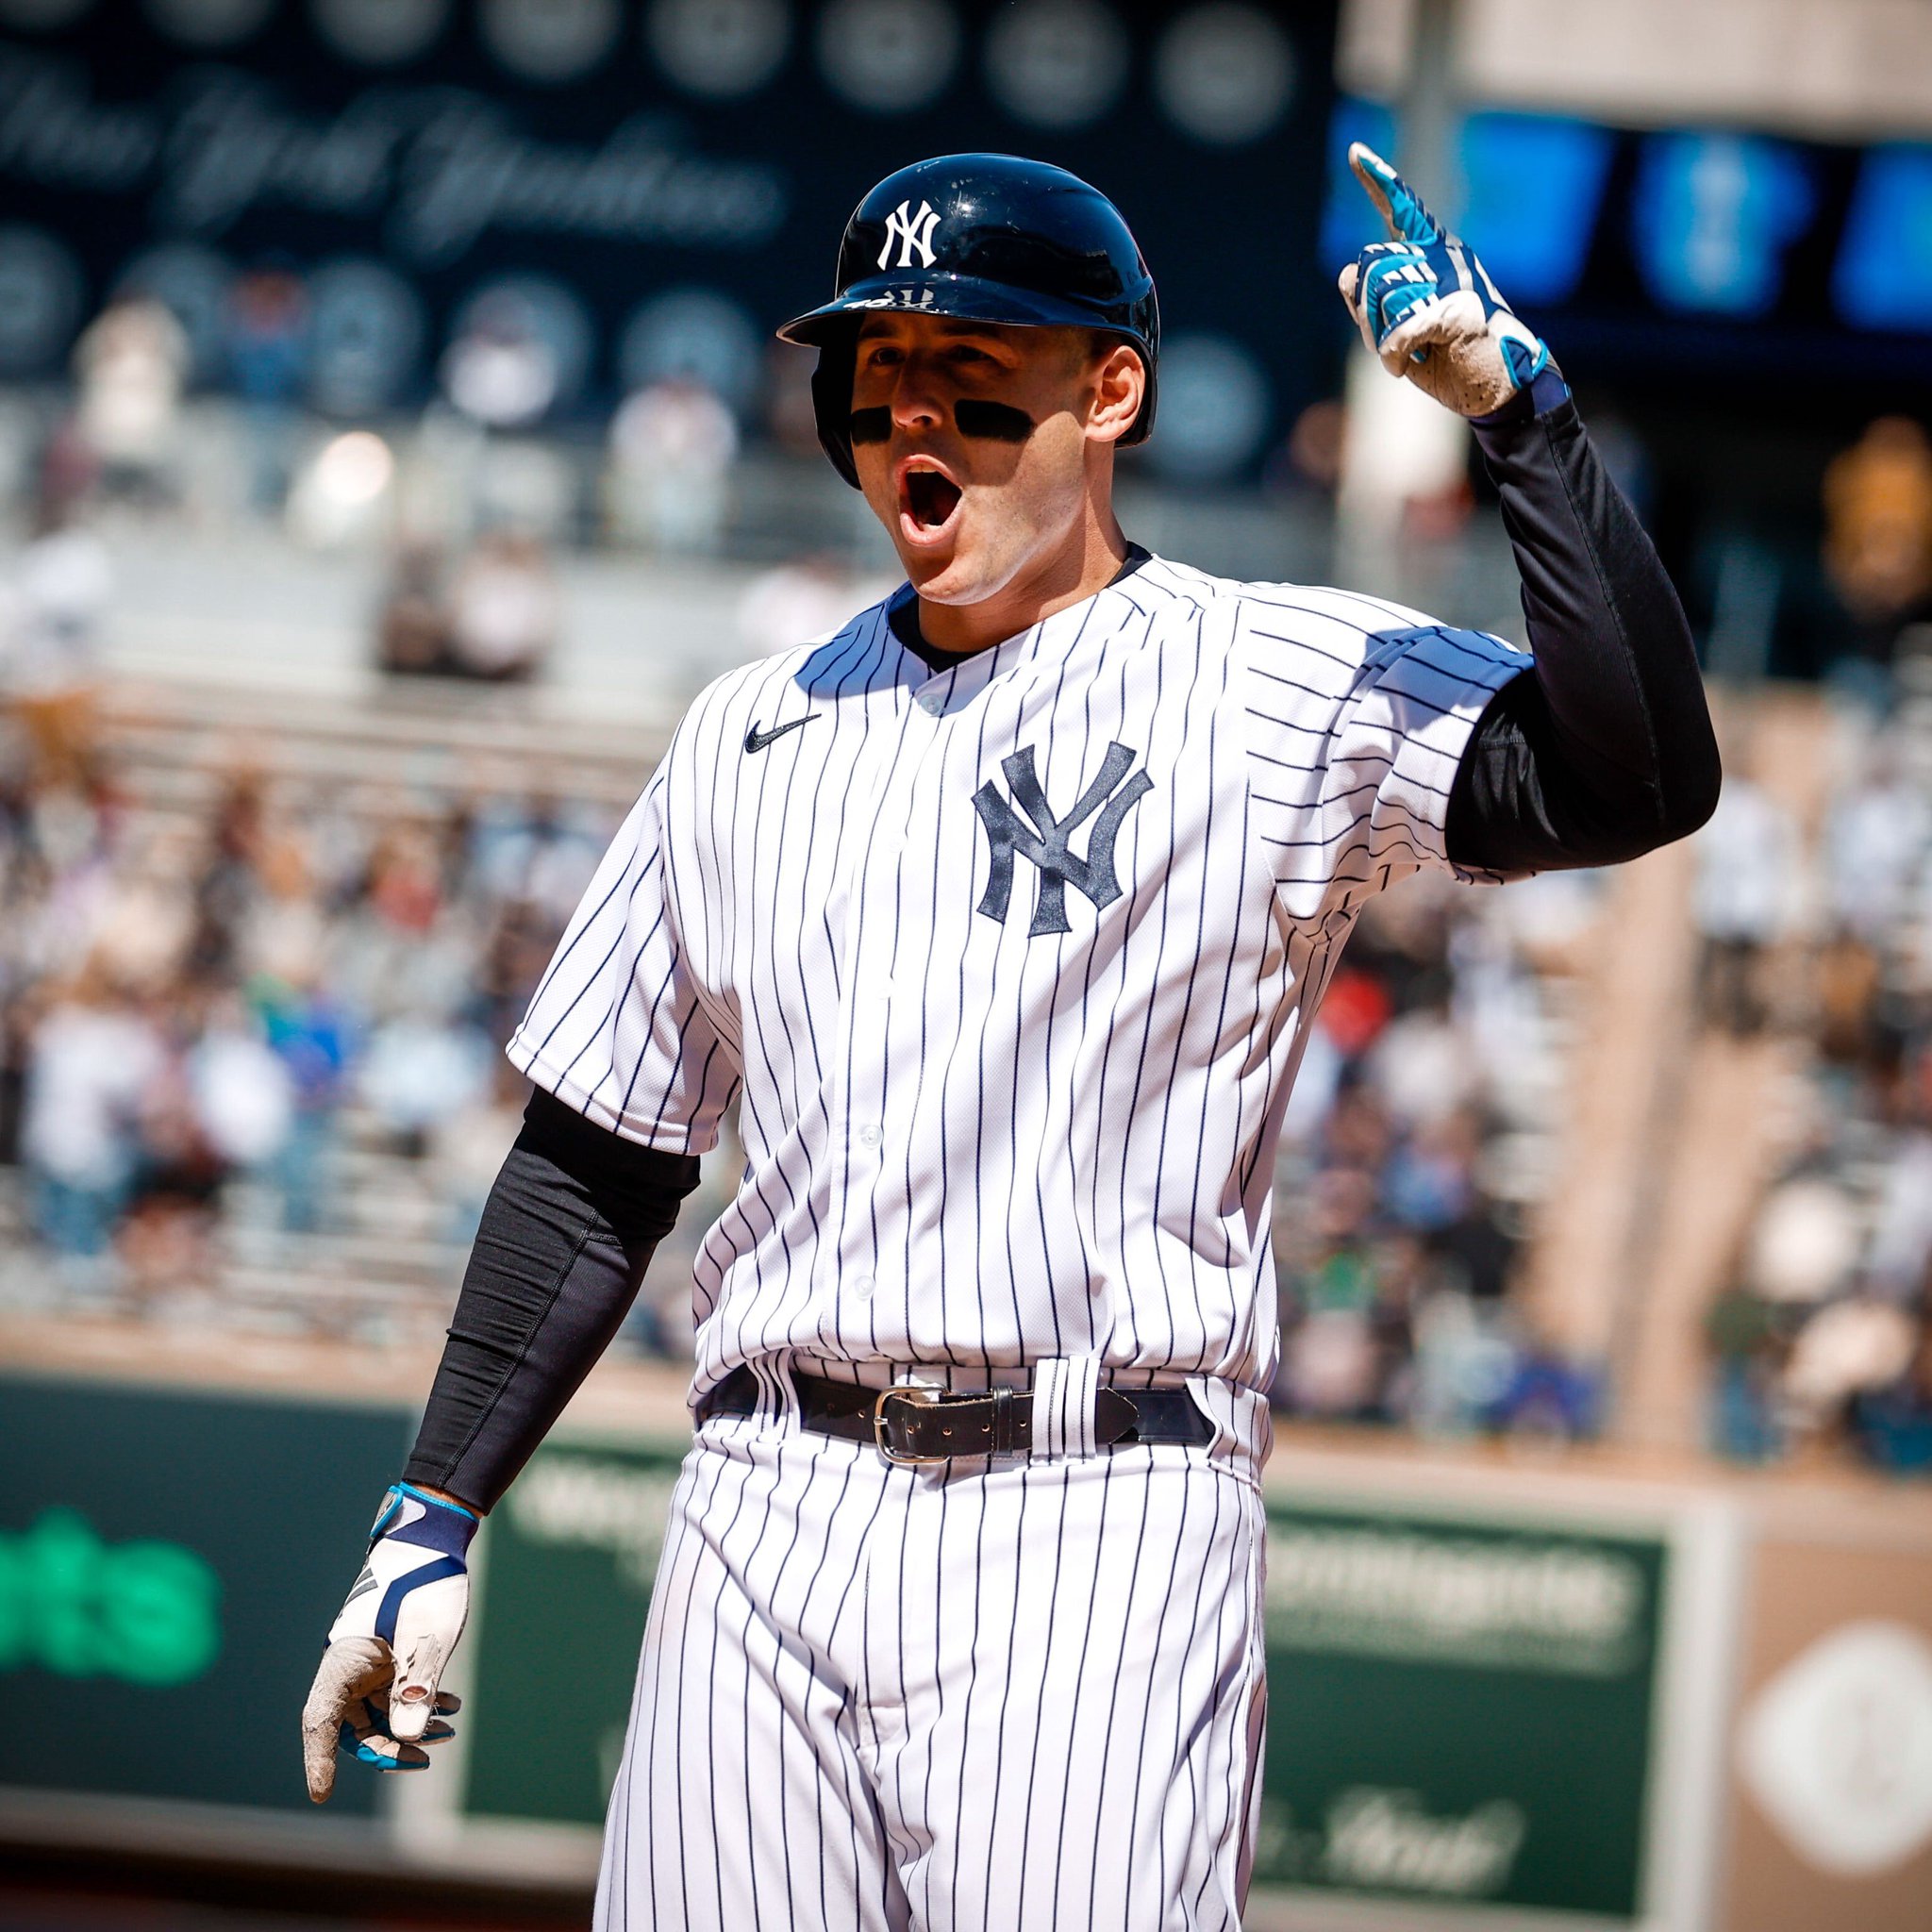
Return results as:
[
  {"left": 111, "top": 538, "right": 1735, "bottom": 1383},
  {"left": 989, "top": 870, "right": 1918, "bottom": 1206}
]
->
[{"left": 1348, "top": 142, "right": 1444, "bottom": 246}]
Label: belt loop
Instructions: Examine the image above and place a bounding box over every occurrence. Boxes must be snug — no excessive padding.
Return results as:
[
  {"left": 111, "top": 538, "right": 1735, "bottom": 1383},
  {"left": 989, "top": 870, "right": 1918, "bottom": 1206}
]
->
[
  {"left": 1031, "top": 1356, "right": 1102, "bottom": 1459},
  {"left": 752, "top": 1357, "right": 787, "bottom": 1424}
]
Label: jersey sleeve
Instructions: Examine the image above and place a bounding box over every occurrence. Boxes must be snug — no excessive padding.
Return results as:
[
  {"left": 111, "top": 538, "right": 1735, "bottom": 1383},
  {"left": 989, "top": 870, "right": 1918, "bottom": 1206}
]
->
[
  {"left": 1237, "top": 592, "right": 1528, "bottom": 920},
  {"left": 507, "top": 767, "right": 741, "bottom": 1154}
]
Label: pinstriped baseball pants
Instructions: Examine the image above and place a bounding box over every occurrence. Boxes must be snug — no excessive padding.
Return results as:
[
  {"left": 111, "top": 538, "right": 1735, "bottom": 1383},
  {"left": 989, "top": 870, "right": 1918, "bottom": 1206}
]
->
[{"left": 593, "top": 1407, "right": 1269, "bottom": 1931}]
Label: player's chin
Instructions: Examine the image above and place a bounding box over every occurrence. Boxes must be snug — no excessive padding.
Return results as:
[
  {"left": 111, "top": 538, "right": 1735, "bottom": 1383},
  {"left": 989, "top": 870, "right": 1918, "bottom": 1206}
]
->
[
  {"left": 900, "top": 538, "right": 1007, "bottom": 606},
  {"left": 893, "top": 504, "right": 982, "bottom": 596}
]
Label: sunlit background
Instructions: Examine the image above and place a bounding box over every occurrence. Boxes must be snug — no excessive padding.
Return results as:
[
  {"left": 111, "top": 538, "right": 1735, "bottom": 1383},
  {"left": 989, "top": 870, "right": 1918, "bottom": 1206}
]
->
[{"left": 1, "top": 2, "right": 1930, "bottom": 1929}]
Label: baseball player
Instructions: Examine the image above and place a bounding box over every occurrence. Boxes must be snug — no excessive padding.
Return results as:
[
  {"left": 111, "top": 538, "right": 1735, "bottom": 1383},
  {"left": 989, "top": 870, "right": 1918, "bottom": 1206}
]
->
[{"left": 304, "top": 151, "right": 1718, "bottom": 1930}]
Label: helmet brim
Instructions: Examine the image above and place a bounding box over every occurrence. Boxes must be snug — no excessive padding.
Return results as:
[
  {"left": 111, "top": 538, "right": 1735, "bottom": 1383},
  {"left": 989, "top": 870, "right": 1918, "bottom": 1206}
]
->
[{"left": 778, "top": 273, "right": 1151, "bottom": 349}]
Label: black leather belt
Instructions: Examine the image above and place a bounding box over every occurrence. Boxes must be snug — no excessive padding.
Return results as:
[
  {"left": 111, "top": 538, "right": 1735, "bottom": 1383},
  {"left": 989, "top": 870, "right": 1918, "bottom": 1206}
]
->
[{"left": 697, "top": 1365, "right": 1215, "bottom": 1464}]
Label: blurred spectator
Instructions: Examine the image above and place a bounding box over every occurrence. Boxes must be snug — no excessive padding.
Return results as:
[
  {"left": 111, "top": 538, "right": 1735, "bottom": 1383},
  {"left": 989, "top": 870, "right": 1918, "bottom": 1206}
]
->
[
  {"left": 1, "top": 499, "right": 113, "bottom": 784},
  {"left": 608, "top": 375, "right": 739, "bottom": 556},
  {"left": 1705, "top": 1283, "right": 1788, "bottom": 1462},
  {"left": 359, "top": 1012, "right": 493, "bottom": 1154},
  {"left": 257, "top": 971, "right": 350, "bottom": 1233},
  {"left": 1747, "top": 1176, "right": 1862, "bottom": 1307},
  {"left": 225, "top": 267, "right": 310, "bottom": 514},
  {"left": 1410, "top": 1285, "right": 1521, "bottom": 1438},
  {"left": 71, "top": 294, "right": 190, "bottom": 505},
  {"left": 189, "top": 769, "right": 277, "bottom": 983},
  {"left": 21, "top": 967, "right": 164, "bottom": 1272},
  {"left": 89, "top": 831, "right": 195, "bottom": 994},
  {"left": 191, "top": 996, "right": 294, "bottom": 1176},
  {"left": 1824, "top": 746, "right": 1929, "bottom": 943},
  {"left": 441, "top": 293, "right": 557, "bottom": 430},
  {"left": 446, "top": 532, "right": 558, "bottom": 683},
  {"left": 1849, "top": 1311, "right": 1932, "bottom": 1474},
  {"left": 1813, "top": 926, "right": 1885, "bottom": 1067},
  {"left": 1488, "top": 1343, "right": 1601, "bottom": 1443},
  {"left": 119, "top": 991, "right": 228, "bottom": 1297},
  {"left": 1368, "top": 1001, "right": 1481, "bottom": 1141},
  {"left": 1277, "top": 1162, "right": 1386, "bottom": 1421},
  {"left": 376, "top": 540, "right": 455, "bottom": 677},
  {"left": 1822, "top": 416, "right": 1932, "bottom": 663},
  {"left": 1693, "top": 774, "right": 1798, "bottom": 1034},
  {"left": 1785, "top": 1295, "right": 1919, "bottom": 1429}
]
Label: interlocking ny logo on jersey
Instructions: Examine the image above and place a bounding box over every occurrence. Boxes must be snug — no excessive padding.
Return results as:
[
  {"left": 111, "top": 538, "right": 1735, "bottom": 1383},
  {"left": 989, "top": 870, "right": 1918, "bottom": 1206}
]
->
[
  {"left": 974, "top": 742, "right": 1153, "bottom": 937},
  {"left": 877, "top": 198, "right": 941, "bottom": 270}
]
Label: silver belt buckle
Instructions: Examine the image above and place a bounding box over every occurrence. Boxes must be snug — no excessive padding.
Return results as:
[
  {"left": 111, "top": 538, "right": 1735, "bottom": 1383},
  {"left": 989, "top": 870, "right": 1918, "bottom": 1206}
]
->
[{"left": 873, "top": 1387, "right": 953, "bottom": 1465}]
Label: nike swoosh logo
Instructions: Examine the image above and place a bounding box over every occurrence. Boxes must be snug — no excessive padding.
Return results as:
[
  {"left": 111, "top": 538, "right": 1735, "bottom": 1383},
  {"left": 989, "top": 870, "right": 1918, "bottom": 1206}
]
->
[{"left": 744, "top": 715, "right": 820, "bottom": 754}]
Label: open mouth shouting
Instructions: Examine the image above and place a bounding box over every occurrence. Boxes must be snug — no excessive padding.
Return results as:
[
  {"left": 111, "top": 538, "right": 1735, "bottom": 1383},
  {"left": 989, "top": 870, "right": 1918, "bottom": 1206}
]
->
[{"left": 897, "top": 458, "right": 964, "bottom": 546}]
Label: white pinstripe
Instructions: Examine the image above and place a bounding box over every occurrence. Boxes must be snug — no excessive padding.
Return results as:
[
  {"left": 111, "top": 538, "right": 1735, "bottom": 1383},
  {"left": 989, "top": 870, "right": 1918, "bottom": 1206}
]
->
[{"left": 515, "top": 557, "right": 1526, "bottom": 1927}]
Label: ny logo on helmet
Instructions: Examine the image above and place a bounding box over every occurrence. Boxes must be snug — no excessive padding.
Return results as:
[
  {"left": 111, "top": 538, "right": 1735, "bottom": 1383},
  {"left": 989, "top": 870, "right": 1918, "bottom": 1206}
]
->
[
  {"left": 877, "top": 199, "right": 941, "bottom": 271},
  {"left": 973, "top": 742, "right": 1153, "bottom": 938}
]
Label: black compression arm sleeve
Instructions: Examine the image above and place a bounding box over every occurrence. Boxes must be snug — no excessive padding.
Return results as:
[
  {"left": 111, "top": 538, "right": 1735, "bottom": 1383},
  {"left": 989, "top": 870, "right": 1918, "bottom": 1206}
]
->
[
  {"left": 402, "top": 1089, "right": 702, "bottom": 1512},
  {"left": 1445, "top": 392, "right": 1721, "bottom": 873}
]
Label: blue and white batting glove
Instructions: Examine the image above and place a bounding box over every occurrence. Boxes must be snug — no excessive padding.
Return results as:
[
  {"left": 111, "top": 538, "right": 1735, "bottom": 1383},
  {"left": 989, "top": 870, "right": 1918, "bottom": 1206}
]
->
[
  {"left": 1337, "top": 142, "right": 1564, "bottom": 419},
  {"left": 301, "top": 1481, "right": 475, "bottom": 1803}
]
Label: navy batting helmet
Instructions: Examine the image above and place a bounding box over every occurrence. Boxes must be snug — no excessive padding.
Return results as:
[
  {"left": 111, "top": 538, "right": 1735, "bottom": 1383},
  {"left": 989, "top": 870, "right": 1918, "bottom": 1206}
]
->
[{"left": 778, "top": 153, "right": 1159, "bottom": 488}]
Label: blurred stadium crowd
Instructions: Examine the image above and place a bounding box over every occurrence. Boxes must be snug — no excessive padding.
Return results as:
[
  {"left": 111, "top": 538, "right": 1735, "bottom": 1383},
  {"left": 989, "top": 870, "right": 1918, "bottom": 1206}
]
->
[
  {"left": 2, "top": 259, "right": 1930, "bottom": 1479},
  {"left": 1270, "top": 870, "right": 1597, "bottom": 1441},
  {"left": 1695, "top": 679, "right": 1932, "bottom": 1474},
  {"left": 0, "top": 724, "right": 616, "bottom": 1328}
]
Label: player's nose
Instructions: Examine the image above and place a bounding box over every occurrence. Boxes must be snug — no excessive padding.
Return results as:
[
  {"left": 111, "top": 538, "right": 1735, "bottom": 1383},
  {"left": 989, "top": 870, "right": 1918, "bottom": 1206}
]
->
[{"left": 888, "top": 358, "right": 950, "bottom": 434}]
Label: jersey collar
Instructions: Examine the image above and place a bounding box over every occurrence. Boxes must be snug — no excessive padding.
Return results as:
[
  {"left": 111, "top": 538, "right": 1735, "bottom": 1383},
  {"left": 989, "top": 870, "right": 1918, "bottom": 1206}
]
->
[{"left": 884, "top": 542, "right": 1152, "bottom": 694}]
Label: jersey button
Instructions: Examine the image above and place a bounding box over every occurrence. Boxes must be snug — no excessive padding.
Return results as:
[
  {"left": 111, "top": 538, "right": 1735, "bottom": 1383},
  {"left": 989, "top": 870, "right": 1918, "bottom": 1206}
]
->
[
  {"left": 857, "top": 1124, "right": 883, "bottom": 1149},
  {"left": 851, "top": 1274, "right": 875, "bottom": 1300},
  {"left": 917, "top": 691, "right": 944, "bottom": 716}
]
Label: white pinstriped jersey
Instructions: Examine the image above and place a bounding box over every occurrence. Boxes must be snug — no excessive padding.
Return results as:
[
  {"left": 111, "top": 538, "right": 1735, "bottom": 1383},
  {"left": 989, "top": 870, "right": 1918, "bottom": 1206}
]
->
[{"left": 508, "top": 555, "right": 1525, "bottom": 1404}]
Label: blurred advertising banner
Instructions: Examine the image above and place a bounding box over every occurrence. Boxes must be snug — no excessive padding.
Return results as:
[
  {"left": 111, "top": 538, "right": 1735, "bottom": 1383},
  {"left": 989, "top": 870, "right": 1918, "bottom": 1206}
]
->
[
  {"left": 0, "top": 1372, "right": 408, "bottom": 1818},
  {"left": 1252, "top": 1500, "right": 1667, "bottom": 1920},
  {"left": 1723, "top": 1531, "right": 1932, "bottom": 1932},
  {"left": 461, "top": 1436, "right": 687, "bottom": 1825}
]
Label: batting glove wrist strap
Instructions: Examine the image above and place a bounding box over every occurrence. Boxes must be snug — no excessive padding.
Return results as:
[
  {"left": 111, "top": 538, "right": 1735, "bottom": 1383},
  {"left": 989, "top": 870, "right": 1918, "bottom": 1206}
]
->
[
  {"left": 302, "top": 1483, "right": 475, "bottom": 1803},
  {"left": 366, "top": 1481, "right": 477, "bottom": 1559},
  {"left": 1338, "top": 142, "right": 1567, "bottom": 420}
]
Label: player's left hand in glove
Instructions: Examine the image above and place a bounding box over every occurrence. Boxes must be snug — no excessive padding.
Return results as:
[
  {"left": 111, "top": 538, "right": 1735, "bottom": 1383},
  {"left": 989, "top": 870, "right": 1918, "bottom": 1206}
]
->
[
  {"left": 1337, "top": 142, "right": 1561, "bottom": 419},
  {"left": 302, "top": 1481, "right": 476, "bottom": 1802}
]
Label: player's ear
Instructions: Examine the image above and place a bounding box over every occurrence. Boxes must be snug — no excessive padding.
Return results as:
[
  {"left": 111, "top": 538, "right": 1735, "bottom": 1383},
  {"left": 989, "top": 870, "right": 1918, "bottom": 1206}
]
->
[{"left": 1085, "top": 341, "right": 1145, "bottom": 445}]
